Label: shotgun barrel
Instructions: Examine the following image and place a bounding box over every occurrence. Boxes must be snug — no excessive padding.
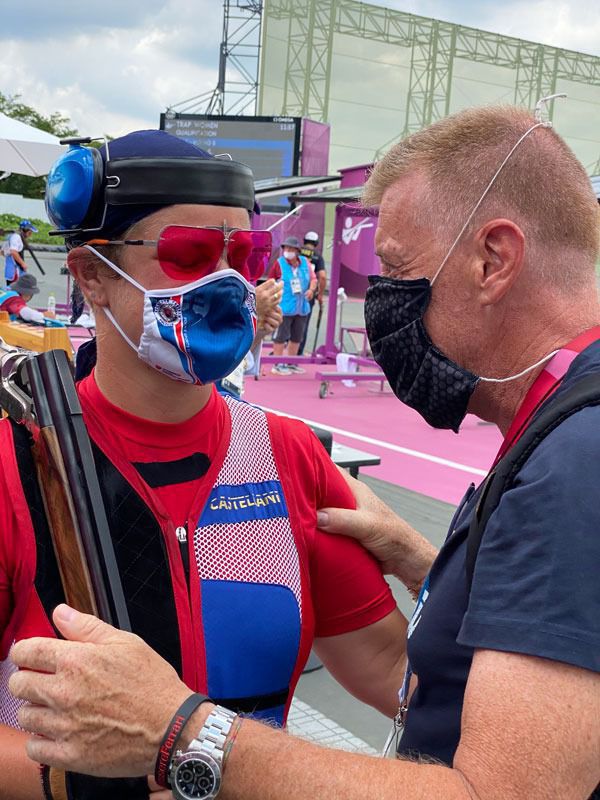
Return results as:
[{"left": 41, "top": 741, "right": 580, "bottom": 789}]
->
[{"left": 23, "top": 241, "right": 46, "bottom": 276}]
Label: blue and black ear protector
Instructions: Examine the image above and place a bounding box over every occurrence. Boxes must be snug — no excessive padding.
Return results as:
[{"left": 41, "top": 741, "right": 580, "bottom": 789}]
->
[
  {"left": 45, "top": 137, "right": 106, "bottom": 234},
  {"left": 45, "top": 136, "right": 256, "bottom": 236}
]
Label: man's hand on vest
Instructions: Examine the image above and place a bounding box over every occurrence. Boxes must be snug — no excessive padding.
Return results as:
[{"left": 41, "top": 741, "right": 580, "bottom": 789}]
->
[
  {"left": 317, "top": 467, "right": 438, "bottom": 597},
  {"left": 8, "top": 604, "right": 197, "bottom": 778}
]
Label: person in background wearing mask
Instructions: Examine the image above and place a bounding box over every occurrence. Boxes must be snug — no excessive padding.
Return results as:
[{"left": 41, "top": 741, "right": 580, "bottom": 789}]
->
[
  {"left": 10, "top": 105, "right": 600, "bottom": 800},
  {"left": 0, "top": 273, "right": 56, "bottom": 324},
  {"left": 298, "top": 231, "right": 326, "bottom": 355},
  {"left": 2, "top": 220, "right": 37, "bottom": 285},
  {"left": 0, "top": 130, "right": 408, "bottom": 800},
  {"left": 268, "top": 236, "right": 316, "bottom": 375}
]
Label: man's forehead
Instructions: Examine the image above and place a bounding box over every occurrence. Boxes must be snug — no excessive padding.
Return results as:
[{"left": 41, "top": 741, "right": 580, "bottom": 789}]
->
[
  {"left": 376, "top": 171, "right": 429, "bottom": 245},
  {"left": 379, "top": 171, "right": 428, "bottom": 219}
]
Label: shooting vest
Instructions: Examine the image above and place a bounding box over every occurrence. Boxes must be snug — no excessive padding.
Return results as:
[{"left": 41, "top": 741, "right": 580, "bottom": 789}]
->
[
  {"left": 0, "top": 289, "right": 20, "bottom": 320},
  {"left": 1, "top": 396, "right": 311, "bottom": 799}
]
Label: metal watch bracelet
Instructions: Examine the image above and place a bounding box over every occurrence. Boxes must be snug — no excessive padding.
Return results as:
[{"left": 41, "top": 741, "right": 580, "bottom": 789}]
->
[{"left": 188, "top": 705, "right": 238, "bottom": 766}]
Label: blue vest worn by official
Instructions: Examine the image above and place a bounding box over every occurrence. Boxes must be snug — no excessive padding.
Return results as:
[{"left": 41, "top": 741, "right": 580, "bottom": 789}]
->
[{"left": 278, "top": 255, "right": 311, "bottom": 316}]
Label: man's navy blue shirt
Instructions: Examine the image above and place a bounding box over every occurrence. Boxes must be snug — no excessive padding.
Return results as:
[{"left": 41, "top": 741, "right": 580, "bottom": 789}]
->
[{"left": 399, "top": 340, "right": 600, "bottom": 765}]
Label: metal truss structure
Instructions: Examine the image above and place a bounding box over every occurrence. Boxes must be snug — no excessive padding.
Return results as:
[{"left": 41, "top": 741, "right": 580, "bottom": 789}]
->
[
  {"left": 165, "top": 1, "right": 263, "bottom": 117},
  {"left": 261, "top": 0, "right": 600, "bottom": 161}
]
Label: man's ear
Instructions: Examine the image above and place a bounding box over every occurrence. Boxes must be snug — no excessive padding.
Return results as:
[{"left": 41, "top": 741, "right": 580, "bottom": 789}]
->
[
  {"left": 66, "top": 247, "right": 111, "bottom": 307},
  {"left": 472, "top": 218, "right": 525, "bottom": 307}
]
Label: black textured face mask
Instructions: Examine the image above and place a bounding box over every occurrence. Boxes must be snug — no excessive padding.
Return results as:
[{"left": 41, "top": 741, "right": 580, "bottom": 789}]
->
[
  {"left": 364, "top": 106, "right": 567, "bottom": 431},
  {"left": 364, "top": 276, "right": 480, "bottom": 432}
]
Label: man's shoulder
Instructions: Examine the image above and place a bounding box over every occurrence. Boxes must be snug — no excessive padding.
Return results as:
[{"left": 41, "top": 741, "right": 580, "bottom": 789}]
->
[
  {"left": 519, "top": 343, "right": 600, "bottom": 472},
  {"left": 0, "top": 415, "right": 16, "bottom": 442},
  {"left": 481, "top": 380, "right": 600, "bottom": 545},
  {"left": 8, "top": 233, "right": 23, "bottom": 250},
  {"left": 516, "top": 401, "right": 600, "bottom": 491},
  {"left": 224, "top": 397, "right": 309, "bottom": 443},
  {"left": 561, "top": 337, "right": 600, "bottom": 383},
  {"left": 532, "top": 347, "right": 600, "bottom": 458},
  {"left": 0, "top": 417, "right": 25, "bottom": 490},
  {"left": 469, "top": 364, "right": 600, "bottom": 559},
  {"left": 457, "top": 372, "right": 600, "bottom": 672}
]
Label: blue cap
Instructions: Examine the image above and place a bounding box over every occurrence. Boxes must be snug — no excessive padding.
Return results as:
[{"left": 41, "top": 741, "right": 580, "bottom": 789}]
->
[
  {"left": 66, "top": 130, "right": 215, "bottom": 247},
  {"left": 19, "top": 219, "right": 38, "bottom": 233}
]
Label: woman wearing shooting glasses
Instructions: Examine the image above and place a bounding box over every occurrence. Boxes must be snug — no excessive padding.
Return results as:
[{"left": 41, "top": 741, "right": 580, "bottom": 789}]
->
[{"left": 0, "top": 131, "right": 407, "bottom": 800}]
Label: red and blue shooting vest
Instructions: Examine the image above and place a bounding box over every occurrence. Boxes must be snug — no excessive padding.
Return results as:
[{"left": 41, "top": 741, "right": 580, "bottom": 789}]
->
[{"left": 0, "top": 396, "right": 312, "bottom": 727}]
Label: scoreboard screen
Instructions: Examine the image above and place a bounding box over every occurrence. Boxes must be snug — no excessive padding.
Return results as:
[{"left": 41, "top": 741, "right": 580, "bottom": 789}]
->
[{"left": 159, "top": 114, "right": 301, "bottom": 190}]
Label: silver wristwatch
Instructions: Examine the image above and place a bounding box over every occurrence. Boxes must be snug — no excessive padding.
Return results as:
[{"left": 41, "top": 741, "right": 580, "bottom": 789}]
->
[{"left": 169, "top": 705, "right": 237, "bottom": 800}]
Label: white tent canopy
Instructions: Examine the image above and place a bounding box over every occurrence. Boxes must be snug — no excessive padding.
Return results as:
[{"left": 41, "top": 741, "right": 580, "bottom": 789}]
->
[{"left": 0, "top": 111, "right": 63, "bottom": 178}]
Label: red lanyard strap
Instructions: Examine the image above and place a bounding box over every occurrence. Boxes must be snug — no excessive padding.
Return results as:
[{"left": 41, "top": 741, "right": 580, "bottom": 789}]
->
[{"left": 495, "top": 326, "right": 600, "bottom": 464}]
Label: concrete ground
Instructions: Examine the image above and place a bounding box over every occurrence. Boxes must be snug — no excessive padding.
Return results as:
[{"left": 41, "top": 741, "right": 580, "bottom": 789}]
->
[{"left": 18, "top": 249, "right": 69, "bottom": 305}]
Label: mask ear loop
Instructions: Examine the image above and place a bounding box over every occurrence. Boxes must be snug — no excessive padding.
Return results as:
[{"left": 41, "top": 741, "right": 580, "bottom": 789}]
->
[
  {"left": 429, "top": 93, "right": 567, "bottom": 287},
  {"left": 84, "top": 244, "right": 147, "bottom": 292},
  {"left": 430, "top": 93, "right": 567, "bottom": 382},
  {"left": 479, "top": 348, "right": 560, "bottom": 383},
  {"left": 83, "top": 244, "right": 145, "bottom": 352}
]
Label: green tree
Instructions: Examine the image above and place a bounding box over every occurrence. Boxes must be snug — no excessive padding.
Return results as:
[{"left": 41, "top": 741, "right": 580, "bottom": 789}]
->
[{"left": 0, "top": 91, "right": 78, "bottom": 199}]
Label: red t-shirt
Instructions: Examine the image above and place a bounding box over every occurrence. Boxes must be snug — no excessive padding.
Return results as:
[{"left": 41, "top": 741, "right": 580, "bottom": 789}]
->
[
  {"left": 76, "top": 374, "right": 225, "bottom": 529},
  {"left": 0, "top": 374, "right": 394, "bottom": 654},
  {"left": 76, "top": 374, "right": 394, "bottom": 637},
  {"left": 0, "top": 296, "right": 25, "bottom": 316}
]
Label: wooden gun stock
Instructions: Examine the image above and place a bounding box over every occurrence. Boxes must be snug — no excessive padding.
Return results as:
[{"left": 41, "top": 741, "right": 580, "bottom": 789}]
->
[
  {"left": 33, "top": 425, "right": 99, "bottom": 617},
  {"left": 26, "top": 350, "right": 130, "bottom": 629}
]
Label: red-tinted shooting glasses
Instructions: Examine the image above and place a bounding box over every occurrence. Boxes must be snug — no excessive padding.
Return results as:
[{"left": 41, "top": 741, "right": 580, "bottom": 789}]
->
[{"left": 87, "top": 224, "right": 273, "bottom": 283}]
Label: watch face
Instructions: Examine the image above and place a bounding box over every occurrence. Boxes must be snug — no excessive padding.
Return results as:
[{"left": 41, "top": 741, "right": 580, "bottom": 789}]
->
[{"left": 174, "top": 755, "right": 220, "bottom": 799}]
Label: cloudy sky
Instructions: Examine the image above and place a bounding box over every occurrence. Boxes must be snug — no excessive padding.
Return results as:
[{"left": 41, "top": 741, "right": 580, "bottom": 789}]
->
[{"left": 1, "top": 0, "right": 598, "bottom": 137}]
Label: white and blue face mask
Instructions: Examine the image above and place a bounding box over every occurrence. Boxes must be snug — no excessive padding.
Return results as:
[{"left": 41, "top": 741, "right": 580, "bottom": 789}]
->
[{"left": 86, "top": 245, "right": 256, "bottom": 386}]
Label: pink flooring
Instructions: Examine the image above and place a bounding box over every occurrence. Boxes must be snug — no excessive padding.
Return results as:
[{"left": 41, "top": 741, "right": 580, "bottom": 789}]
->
[
  {"left": 244, "top": 363, "right": 503, "bottom": 506},
  {"left": 68, "top": 327, "right": 95, "bottom": 350}
]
